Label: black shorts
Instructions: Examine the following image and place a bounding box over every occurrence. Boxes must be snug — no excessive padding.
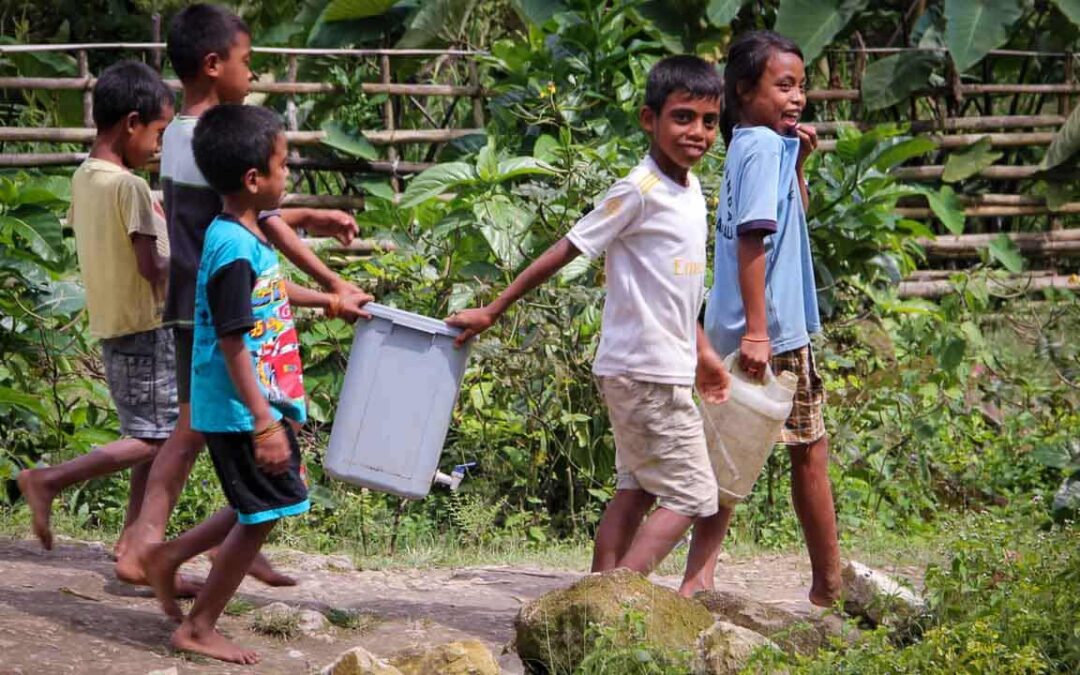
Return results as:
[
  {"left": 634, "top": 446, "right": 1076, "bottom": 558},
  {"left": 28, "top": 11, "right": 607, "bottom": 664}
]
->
[
  {"left": 204, "top": 424, "right": 309, "bottom": 525},
  {"left": 173, "top": 327, "right": 194, "bottom": 405}
]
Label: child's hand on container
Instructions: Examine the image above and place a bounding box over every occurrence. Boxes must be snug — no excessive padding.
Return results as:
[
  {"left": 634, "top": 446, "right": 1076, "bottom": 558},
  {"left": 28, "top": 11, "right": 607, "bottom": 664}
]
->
[
  {"left": 254, "top": 423, "right": 291, "bottom": 476},
  {"left": 445, "top": 306, "right": 498, "bottom": 347},
  {"left": 337, "top": 290, "right": 374, "bottom": 321},
  {"left": 696, "top": 348, "right": 731, "bottom": 404},
  {"left": 739, "top": 336, "right": 772, "bottom": 382}
]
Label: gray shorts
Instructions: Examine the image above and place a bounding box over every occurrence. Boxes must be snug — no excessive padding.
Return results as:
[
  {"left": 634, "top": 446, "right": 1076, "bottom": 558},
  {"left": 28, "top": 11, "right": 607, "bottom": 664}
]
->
[{"left": 101, "top": 327, "right": 179, "bottom": 440}]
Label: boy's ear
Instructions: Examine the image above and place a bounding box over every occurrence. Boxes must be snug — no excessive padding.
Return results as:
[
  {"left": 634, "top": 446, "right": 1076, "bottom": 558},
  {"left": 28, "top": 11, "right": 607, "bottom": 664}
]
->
[
  {"left": 124, "top": 110, "right": 141, "bottom": 134},
  {"left": 242, "top": 167, "right": 260, "bottom": 195},
  {"left": 203, "top": 51, "right": 222, "bottom": 79},
  {"left": 639, "top": 105, "right": 656, "bottom": 134}
]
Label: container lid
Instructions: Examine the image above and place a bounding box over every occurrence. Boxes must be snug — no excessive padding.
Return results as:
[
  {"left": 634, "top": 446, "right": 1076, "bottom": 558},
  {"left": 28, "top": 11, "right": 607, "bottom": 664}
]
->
[{"left": 364, "top": 302, "right": 463, "bottom": 337}]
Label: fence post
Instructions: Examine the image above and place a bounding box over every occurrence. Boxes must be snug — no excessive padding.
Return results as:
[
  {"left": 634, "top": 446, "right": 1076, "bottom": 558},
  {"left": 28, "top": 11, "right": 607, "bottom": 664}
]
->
[
  {"left": 286, "top": 55, "right": 300, "bottom": 161},
  {"left": 468, "top": 59, "right": 485, "bottom": 128},
  {"left": 381, "top": 54, "right": 401, "bottom": 193},
  {"left": 78, "top": 50, "right": 92, "bottom": 128},
  {"left": 151, "top": 14, "right": 162, "bottom": 72}
]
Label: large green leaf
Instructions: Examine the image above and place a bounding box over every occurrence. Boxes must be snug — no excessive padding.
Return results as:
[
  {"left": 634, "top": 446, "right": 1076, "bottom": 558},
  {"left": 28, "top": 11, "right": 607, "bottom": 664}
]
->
[
  {"left": 921, "top": 185, "right": 966, "bottom": 235},
  {"left": 861, "top": 52, "right": 941, "bottom": 111},
  {"left": 988, "top": 233, "right": 1024, "bottom": 273},
  {"left": 397, "top": 0, "right": 477, "bottom": 49},
  {"left": 942, "top": 136, "right": 1003, "bottom": 182},
  {"left": 11, "top": 206, "right": 64, "bottom": 255},
  {"left": 774, "top": 0, "right": 868, "bottom": 63},
  {"left": 399, "top": 162, "right": 479, "bottom": 208},
  {"left": 320, "top": 0, "right": 398, "bottom": 22},
  {"left": 495, "top": 157, "right": 558, "bottom": 183},
  {"left": 0, "top": 215, "right": 57, "bottom": 262},
  {"left": 320, "top": 120, "right": 379, "bottom": 161},
  {"left": 873, "top": 137, "right": 938, "bottom": 172},
  {"left": 944, "top": 0, "right": 1024, "bottom": 72},
  {"left": 1041, "top": 104, "right": 1080, "bottom": 170},
  {"left": 1050, "top": 0, "right": 1080, "bottom": 24},
  {"left": 0, "top": 386, "right": 48, "bottom": 417},
  {"left": 511, "top": 0, "right": 568, "bottom": 25},
  {"left": 706, "top": 0, "right": 748, "bottom": 26},
  {"left": 472, "top": 196, "right": 533, "bottom": 268}
]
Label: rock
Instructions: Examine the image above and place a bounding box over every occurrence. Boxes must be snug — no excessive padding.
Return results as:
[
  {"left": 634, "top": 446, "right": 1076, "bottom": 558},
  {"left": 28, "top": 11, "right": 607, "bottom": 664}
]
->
[
  {"left": 298, "top": 608, "right": 330, "bottom": 635},
  {"left": 695, "top": 590, "right": 840, "bottom": 655},
  {"left": 841, "top": 560, "right": 926, "bottom": 627},
  {"left": 320, "top": 646, "right": 403, "bottom": 675},
  {"left": 515, "top": 568, "right": 714, "bottom": 672},
  {"left": 390, "top": 640, "right": 499, "bottom": 675},
  {"left": 694, "top": 621, "right": 778, "bottom": 675},
  {"left": 146, "top": 669, "right": 178, "bottom": 675}
]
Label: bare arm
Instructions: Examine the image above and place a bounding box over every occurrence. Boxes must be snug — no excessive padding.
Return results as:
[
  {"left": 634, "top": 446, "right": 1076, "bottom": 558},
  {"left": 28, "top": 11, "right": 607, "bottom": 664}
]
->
[
  {"left": 279, "top": 207, "right": 358, "bottom": 245},
  {"left": 737, "top": 232, "right": 771, "bottom": 378},
  {"left": 796, "top": 167, "right": 810, "bottom": 212},
  {"left": 284, "top": 280, "right": 372, "bottom": 321},
  {"left": 220, "top": 332, "right": 291, "bottom": 474},
  {"left": 446, "top": 237, "right": 581, "bottom": 346},
  {"left": 695, "top": 323, "right": 730, "bottom": 404},
  {"left": 261, "top": 214, "right": 357, "bottom": 294},
  {"left": 131, "top": 233, "right": 168, "bottom": 287}
]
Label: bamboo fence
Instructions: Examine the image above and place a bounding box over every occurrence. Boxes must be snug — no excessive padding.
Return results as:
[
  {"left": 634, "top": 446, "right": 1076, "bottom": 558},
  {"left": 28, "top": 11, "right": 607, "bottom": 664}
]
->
[{"left": 1, "top": 41, "right": 1079, "bottom": 295}]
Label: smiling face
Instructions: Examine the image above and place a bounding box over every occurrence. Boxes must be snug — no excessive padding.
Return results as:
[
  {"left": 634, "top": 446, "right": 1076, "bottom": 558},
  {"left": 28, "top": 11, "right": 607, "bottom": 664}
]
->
[
  {"left": 641, "top": 90, "right": 721, "bottom": 174},
  {"left": 123, "top": 101, "right": 174, "bottom": 169},
  {"left": 737, "top": 50, "right": 806, "bottom": 136}
]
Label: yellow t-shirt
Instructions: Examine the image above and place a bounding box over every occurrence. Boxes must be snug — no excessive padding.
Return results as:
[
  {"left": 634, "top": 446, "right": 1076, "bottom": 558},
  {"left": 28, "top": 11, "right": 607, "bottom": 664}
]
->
[{"left": 69, "top": 159, "right": 170, "bottom": 339}]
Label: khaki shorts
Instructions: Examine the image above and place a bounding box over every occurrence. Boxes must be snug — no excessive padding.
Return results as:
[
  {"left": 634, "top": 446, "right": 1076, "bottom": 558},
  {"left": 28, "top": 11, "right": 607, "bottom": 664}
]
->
[
  {"left": 770, "top": 346, "right": 826, "bottom": 446},
  {"left": 598, "top": 376, "right": 718, "bottom": 518}
]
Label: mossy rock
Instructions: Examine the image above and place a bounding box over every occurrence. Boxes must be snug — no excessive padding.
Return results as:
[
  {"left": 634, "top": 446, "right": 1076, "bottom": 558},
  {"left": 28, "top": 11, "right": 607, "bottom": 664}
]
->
[
  {"left": 390, "top": 640, "right": 499, "bottom": 675},
  {"left": 514, "top": 569, "right": 714, "bottom": 673},
  {"left": 696, "top": 589, "right": 839, "bottom": 655},
  {"left": 694, "top": 621, "right": 779, "bottom": 675}
]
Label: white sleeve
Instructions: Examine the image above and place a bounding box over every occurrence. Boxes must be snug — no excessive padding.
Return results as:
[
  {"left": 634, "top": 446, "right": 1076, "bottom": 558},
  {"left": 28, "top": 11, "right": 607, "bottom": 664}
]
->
[{"left": 565, "top": 180, "right": 643, "bottom": 259}]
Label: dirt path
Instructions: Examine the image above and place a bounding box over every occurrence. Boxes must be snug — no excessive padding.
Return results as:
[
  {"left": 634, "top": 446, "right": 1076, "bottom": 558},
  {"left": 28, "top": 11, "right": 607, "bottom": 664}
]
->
[{"left": 0, "top": 536, "right": 837, "bottom": 674}]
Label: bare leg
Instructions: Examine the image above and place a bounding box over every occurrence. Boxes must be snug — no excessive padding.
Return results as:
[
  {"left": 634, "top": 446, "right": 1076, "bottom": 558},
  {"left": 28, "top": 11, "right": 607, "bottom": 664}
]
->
[
  {"left": 171, "top": 520, "right": 275, "bottom": 664},
  {"left": 616, "top": 506, "right": 694, "bottom": 575},
  {"left": 17, "top": 437, "right": 160, "bottom": 551},
  {"left": 141, "top": 508, "right": 238, "bottom": 620},
  {"left": 790, "top": 436, "right": 842, "bottom": 606},
  {"left": 591, "top": 489, "right": 655, "bottom": 572},
  {"left": 679, "top": 505, "right": 734, "bottom": 597},
  {"left": 207, "top": 547, "right": 297, "bottom": 587},
  {"left": 115, "top": 459, "right": 153, "bottom": 559}
]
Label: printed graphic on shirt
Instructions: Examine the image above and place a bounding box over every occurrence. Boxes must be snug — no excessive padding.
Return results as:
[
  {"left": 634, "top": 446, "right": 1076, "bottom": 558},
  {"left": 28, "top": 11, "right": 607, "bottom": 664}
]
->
[{"left": 250, "top": 274, "right": 305, "bottom": 409}]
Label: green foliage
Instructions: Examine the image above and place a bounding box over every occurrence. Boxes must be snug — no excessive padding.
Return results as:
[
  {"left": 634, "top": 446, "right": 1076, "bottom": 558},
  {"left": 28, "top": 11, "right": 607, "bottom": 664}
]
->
[
  {"left": 576, "top": 609, "right": 693, "bottom": 675},
  {"left": 944, "top": 0, "right": 1025, "bottom": 72},
  {"left": 1041, "top": 103, "right": 1080, "bottom": 171},
  {"left": 861, "top": 52, "right": 942, "bottom": 111},
  {"left": 751, "top": 513, "right": 1080, "bottom": 673},
  {"left": 941, "top": 137, "right": 1003, "bottom": 183},
  {"left": 774, "top": 0, "right": 868, "bottom": 63}
]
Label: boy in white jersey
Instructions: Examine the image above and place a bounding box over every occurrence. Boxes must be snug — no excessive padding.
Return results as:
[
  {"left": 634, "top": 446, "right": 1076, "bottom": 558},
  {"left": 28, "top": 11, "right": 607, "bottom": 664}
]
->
[{"left": 448, "top": 56, "right": 730, "bottom": 576}]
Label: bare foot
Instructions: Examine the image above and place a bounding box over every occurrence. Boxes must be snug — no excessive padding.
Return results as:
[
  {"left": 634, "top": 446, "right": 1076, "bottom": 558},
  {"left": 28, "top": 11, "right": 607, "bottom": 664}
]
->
[
  {"left": 209, "top": 548, "right": 297, "bottom": 587},
  {"left": 116, "top": 546, "right": 203, "bottom": 600},
  {"left": 677, "top": 579, "right": 713, "bottom": 598},
  {"left": 142, "top": 543, "right": 183, "bottom": 621},
  {"left": 247, "top": 553, "right": 297, "bottom": 587},
  {"left": 809, "top": 577, "right": 842, "bottom": 608},
  {"left": 171, "top": 621, "right": 259, "bottom": 665},
  {"left": 17, "top": 469, "right": 55, "bottom": 551}
]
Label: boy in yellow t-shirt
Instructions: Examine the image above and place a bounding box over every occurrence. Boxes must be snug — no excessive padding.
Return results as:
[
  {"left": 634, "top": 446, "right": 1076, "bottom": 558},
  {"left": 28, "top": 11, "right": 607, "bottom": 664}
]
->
[{"left": 18, "top": 61, "right": 178, "bottom": 560}]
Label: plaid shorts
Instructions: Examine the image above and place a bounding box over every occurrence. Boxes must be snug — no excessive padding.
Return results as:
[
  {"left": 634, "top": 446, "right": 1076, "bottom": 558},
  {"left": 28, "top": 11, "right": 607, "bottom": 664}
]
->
[
  {"left": 770, "top": 345, "right": 826, "bottom": 446},
  {"left": 101, "top": 327, "right": 179, "bottom": 440}
]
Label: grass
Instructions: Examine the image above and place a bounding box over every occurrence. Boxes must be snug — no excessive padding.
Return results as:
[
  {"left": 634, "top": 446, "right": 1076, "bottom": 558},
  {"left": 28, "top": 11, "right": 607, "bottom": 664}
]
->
[
  {"left": 224, "top": 597, "right": 257, "bottom": 616},
  {"left": 325, "top": 607, "right": 382, "bottom": 633},
  {"left": 249, "top": 605, "right": 301, "bottom": 639}
]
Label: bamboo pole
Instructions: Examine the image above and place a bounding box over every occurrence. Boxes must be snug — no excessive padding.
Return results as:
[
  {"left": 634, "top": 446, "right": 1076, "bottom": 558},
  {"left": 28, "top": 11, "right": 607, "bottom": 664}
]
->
[
  {"left": 817, "top": 131, "right": 1054, "bottom": 152},
  {"left": 381, "top": 54, "right": 401, "bottom": 194},
  {"left": 0, "top": 76, "right": 481, "bottom": 98},
  {"left": 0, "top": 152, "right": 437, "bottom": 173},
  {"left": 898, "top": 273, "right": 1080, "bottom": 298},
  {"left": 0, "top": 43, "right": 485, "bottom": 57},
  {"left": 919, "top": 229, "right": 1080, "bottom": 258},
  {"left": 285, "top": 55, "right": 300, "bottom": 162},
  {"left": 78, "top": 50, "right": 92, "bottom": 128},
  {"left": 813, "top": 114, "right": 1066, "bottom": 135},
  {"left": 468, "top": 60, "right": 485, "bottom": 129},
  {"left": 890, "top": 165, "right": 1073, "bottom": 181},
  {"left": 0, "top": 127, "right": 484, "bottom": 146},
  {"left": 898, "top": 203, "right": 1080, "bottom": 218}
]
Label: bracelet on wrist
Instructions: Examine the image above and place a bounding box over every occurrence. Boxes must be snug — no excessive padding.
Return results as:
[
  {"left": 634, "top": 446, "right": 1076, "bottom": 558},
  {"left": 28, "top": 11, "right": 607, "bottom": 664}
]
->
[
  {"left": 741, "top": 335, "right": 770, "bottom": 343},
  {"left": 253, "top": 419, "right": 282, "bottom": 442},
  {"left": 326, "top": 293, "right": 342, "bottom": 319}
]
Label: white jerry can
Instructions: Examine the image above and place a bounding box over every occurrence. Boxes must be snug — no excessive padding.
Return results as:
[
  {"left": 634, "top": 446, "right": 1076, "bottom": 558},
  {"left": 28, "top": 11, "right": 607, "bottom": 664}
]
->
[
  {"left": 699, "top": 352, "right": 798, "bottom": 506},
  {"left": 326, "top": 303, "right": 473, "bottom": 499}
]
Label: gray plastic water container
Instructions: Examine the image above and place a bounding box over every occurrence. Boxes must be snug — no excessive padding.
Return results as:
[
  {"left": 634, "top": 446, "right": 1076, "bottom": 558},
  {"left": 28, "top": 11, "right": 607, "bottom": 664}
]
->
[{"left": 326, "top": 303, "right": 472, "bottom": 499}]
